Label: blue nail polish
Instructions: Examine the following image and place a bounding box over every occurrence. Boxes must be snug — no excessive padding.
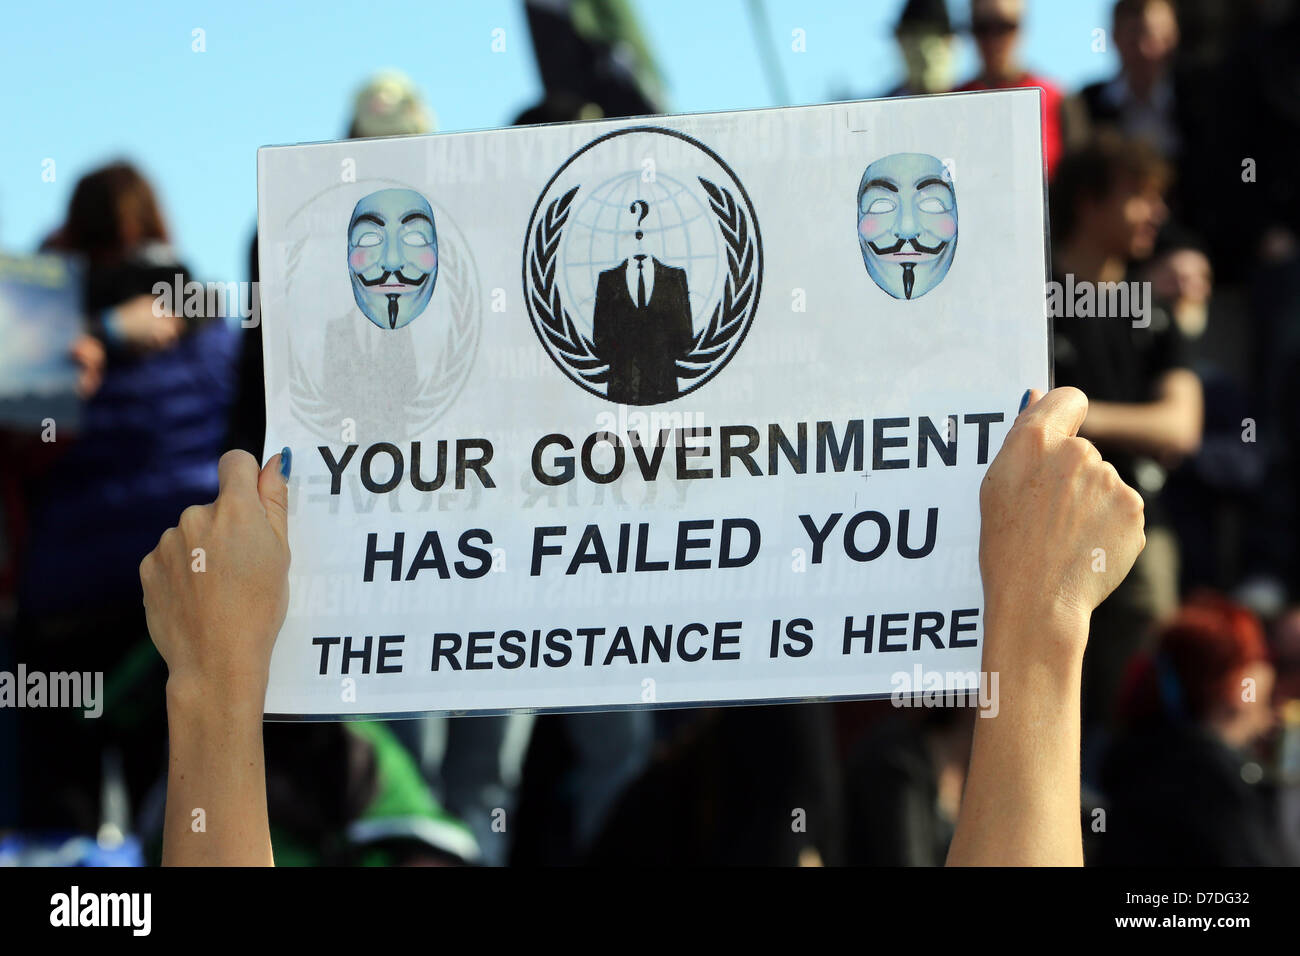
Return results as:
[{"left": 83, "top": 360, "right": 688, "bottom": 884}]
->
[
  {"left": 279, "top": 446, "right": 292, "bottom": 479},
  {"left": 1018, "top": 389, "right": 1031, "bottom": 413}
]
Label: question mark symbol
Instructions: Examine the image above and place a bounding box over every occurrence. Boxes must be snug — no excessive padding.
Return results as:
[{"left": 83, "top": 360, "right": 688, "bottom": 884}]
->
[{"left": 630, "top": 200, "right": 649, "bottom": 240}]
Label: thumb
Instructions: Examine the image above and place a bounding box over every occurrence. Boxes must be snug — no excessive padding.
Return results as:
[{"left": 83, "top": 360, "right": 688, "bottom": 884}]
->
[
  {"left": 259, "top": 447, "right": 291, "bottom": 543},
  {"left": 1014, "top": 387, "right": 1043, "bottom": 422},
  {"left": 1018, "top": 386, "right": 1090, "bottom": 441}
]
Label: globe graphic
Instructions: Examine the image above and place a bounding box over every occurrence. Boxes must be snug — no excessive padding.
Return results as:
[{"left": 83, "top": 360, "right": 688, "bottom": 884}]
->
[{"left": 560, "top": 171, "right": 721, "bottom": 339}]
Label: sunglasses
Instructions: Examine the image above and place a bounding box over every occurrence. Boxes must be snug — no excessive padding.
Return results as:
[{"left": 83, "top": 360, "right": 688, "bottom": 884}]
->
[{"left": 971, "top": 19, "right": 1019, "bottom": 36}]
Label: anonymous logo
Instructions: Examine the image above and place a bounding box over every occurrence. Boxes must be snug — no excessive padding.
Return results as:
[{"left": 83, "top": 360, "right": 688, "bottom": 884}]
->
[{"left": 524, "top": 127, "right": 763, "bottom": 406}]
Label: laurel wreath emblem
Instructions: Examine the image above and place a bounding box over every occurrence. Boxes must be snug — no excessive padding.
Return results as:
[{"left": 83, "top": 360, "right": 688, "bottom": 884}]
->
[
  {"left": 527, "top": 175, "right": 760, "bottom": 396},
  {"left": 678, "top": 177, "right": 758, "bottom": 379},
  {"left": 528, "top": 186, "right": 609, "bottom": 386}
]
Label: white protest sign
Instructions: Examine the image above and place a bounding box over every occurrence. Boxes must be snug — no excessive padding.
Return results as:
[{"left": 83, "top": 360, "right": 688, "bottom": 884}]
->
[{"left": 256, "top": 89, "right": 1049, "bottom": 718}]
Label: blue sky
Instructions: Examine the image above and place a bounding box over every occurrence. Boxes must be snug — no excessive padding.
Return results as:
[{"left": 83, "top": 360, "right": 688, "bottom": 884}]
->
[{"left": 0, "top": 0, "right": 1114, "bottom": 286}]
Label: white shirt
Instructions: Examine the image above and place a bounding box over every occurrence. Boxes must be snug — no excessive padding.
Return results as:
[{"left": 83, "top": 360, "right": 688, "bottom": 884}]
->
[{"left": 624, "top": 256, "right": 656, "bottom": 305}]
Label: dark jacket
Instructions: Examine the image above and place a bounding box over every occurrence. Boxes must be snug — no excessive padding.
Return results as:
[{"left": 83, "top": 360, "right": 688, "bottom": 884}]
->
[
  {"left": 1099, "top": 721, "right": 1290, "bottom": 866},
  {"left": 592, "top": 258, "right": 692, "bottom": 405}
]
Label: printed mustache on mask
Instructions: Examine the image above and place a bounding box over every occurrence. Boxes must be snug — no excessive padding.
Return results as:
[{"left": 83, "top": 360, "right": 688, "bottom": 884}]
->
[
  {"left": 865, "top": 237, "right": 948, "bottom": 299},
  {"left": 357, "top": 269, "right": 430, "bottom": 288},
  {"left": 358, "top": 270, "right": 430, "bottom": 328},
  {"left": 865, "top": 236, "right": 949, "bottom": 256}
]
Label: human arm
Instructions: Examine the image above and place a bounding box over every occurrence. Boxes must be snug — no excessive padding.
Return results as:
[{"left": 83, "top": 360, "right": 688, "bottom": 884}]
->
[
  {"left": 69, "top": 333, "right": 105, "bottom": 397},
  {"left": 93, "top": 293, "right": 185, "bottom": 353},
  {"left": 140, "top": 448, "right": 291, "bottom": 866},
  {"left": 1079, "top": 367, "right": 1203, "bottom": 463},
  {"left": 946, "top": 387, "right": 1146, "bottom": 866}
]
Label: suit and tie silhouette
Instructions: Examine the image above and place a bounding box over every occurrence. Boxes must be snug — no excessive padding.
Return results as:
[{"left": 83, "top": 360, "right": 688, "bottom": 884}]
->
[{"left": 592, "top": 255, "right": 693, "bottom": 405}]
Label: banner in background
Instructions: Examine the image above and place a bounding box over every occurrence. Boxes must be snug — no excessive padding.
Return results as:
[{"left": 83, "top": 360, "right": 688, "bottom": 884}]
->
[{"left": 0, "top": 252, "right": 82, "bottom": 432}]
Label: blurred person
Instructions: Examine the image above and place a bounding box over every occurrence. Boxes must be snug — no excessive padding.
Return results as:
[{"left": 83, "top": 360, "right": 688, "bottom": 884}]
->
[
  {"left": 394, "top": 710, "right": 533, "bottom": 867},
  {"left": 44, "top": 163, "right": 189, "bottom": 354},
  {"left": 137, "top": 387, "right": 1146, "bottom": 866},
  {"left": 1049, "top": 134, "right": 1202, "bottom": 752},
  {"left": 1098, "top": 594, "right": 1291, "bottom": 865},
  {"left": 1272, "top": 609, "right": 1300, "bottom": 705},
  {"left": 523, "top": 0, "right": 665, "bottom": 119},
  {"left": 1143, "top": 229, "right": 1270, "bottom": 601},
  {"left": 585, "top": 702, "right": 844, "bottom": 866},
  {"left": 560, "top": 709, "right": 654, "bottom": 855},
  {"left": 258, "top": 721, "right": 478, "bottom": 866},
  {"left": 843, "top": 707, "right": 973, "bottom": 865},
  {"left": 1143, "top": 240, "right": 1212, "bottom": 342},
  {"left": 1080, "top": 0, "right": 1183, "bottom": 158},
  {"left": 511, "top": 703, "right": 655, "bottom": 863},
  {"left": 346, "top": 69, "right": 435, "bottom": 140},
  {"left": 14, "top": 161, "right": 238, "bottom": 836},
  {"left": 955, "top": 0, "right": 1080, "bottom": 176},
  {"left": 1222, "top": 5, "right": 1300, "bottom": 609},
  {"left": 1182, "top": 0, "right": 1300, "bottom": 285},
  {"left": 884, "top": 0, "right": 957, "bottom": 98},
  {"left": 1078, "top": 0, "right": 1226, "bottom": 266},
  {"left": 1240, "top": 248, "right": 1300, "bottom": 609},
  {"left": 1275, "top": 611, "right": 1300, "bottom": 862},
  {"left": 68, "top": 333, "right": 106, "bottom": 398},
  {"left": 0, "top": 257, "right": 106, "bottom": 827}
]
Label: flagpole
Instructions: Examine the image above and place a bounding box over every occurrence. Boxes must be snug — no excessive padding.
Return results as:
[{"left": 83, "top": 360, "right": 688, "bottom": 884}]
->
[{"left": 745, "top": 0, "right": 791, "bottom": 106}]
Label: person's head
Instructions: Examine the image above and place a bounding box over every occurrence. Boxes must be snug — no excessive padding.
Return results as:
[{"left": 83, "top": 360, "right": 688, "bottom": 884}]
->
[
  {"left": 56, "top": 161, "right": 168, "bottom": 263},
  {"left": 1270, "top": 608, "right": 1300, "bottom": 705},
  {"left": 1112, "top": 0, "right": 1179, "bottom": 94},
  {"left": 347, "top": 188, "right": 438, "bottom": 330},
  {"left": 1049, "top": 132, "right": 1170, "bottom": 260},
  {"left": 969, "top": 0, "right": 1024, "bottom": 80},
  {"left": 1144, "top": 240, "right": 1212, "bottom": 336},
  {"left": 1120, "top": 594, "right": 1276, "bottom": 749},
  {"left": 347, "top": 70, "right": 434, "bottom": 140},
  {"left": 857, "top": 152, "right": 958, "bottom": 300},
  {"left": 894, "top": 0, "right": 956, "bottom": 93}
]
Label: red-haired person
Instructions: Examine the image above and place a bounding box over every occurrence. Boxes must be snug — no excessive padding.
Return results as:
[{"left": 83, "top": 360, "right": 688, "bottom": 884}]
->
[{"left": 1099, "top": 595, "right": 1289, "bottom": 865}]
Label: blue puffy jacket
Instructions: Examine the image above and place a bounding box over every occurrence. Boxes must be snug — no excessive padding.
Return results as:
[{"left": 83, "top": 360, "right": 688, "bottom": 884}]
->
[{"left": 19, "top": 319, "right": 239, "bottom": 615}]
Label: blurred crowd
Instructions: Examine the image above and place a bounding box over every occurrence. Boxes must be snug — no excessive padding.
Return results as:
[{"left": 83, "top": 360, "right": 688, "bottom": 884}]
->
[{"left": 2, "top": 0, "right": 1299, "bottom": 866}]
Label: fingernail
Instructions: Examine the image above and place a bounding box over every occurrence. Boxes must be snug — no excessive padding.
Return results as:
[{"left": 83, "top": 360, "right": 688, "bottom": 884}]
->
[
  {"left": 1018, "top": 389, "right": 1031, "bottom": 414},
  {"left": 279, "top": 446, "right": 292, "bottom": 479}
]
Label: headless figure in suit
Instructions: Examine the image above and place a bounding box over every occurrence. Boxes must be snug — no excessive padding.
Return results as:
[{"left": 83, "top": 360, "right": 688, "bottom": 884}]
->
[{"left": 592, "top": 255, "right": 693, "bottom": 405}]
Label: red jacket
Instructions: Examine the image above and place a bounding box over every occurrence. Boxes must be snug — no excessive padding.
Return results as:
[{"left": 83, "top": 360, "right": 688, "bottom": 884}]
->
[{"left": 956, "top": 72, "right": 1065, "bottom": 178}]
